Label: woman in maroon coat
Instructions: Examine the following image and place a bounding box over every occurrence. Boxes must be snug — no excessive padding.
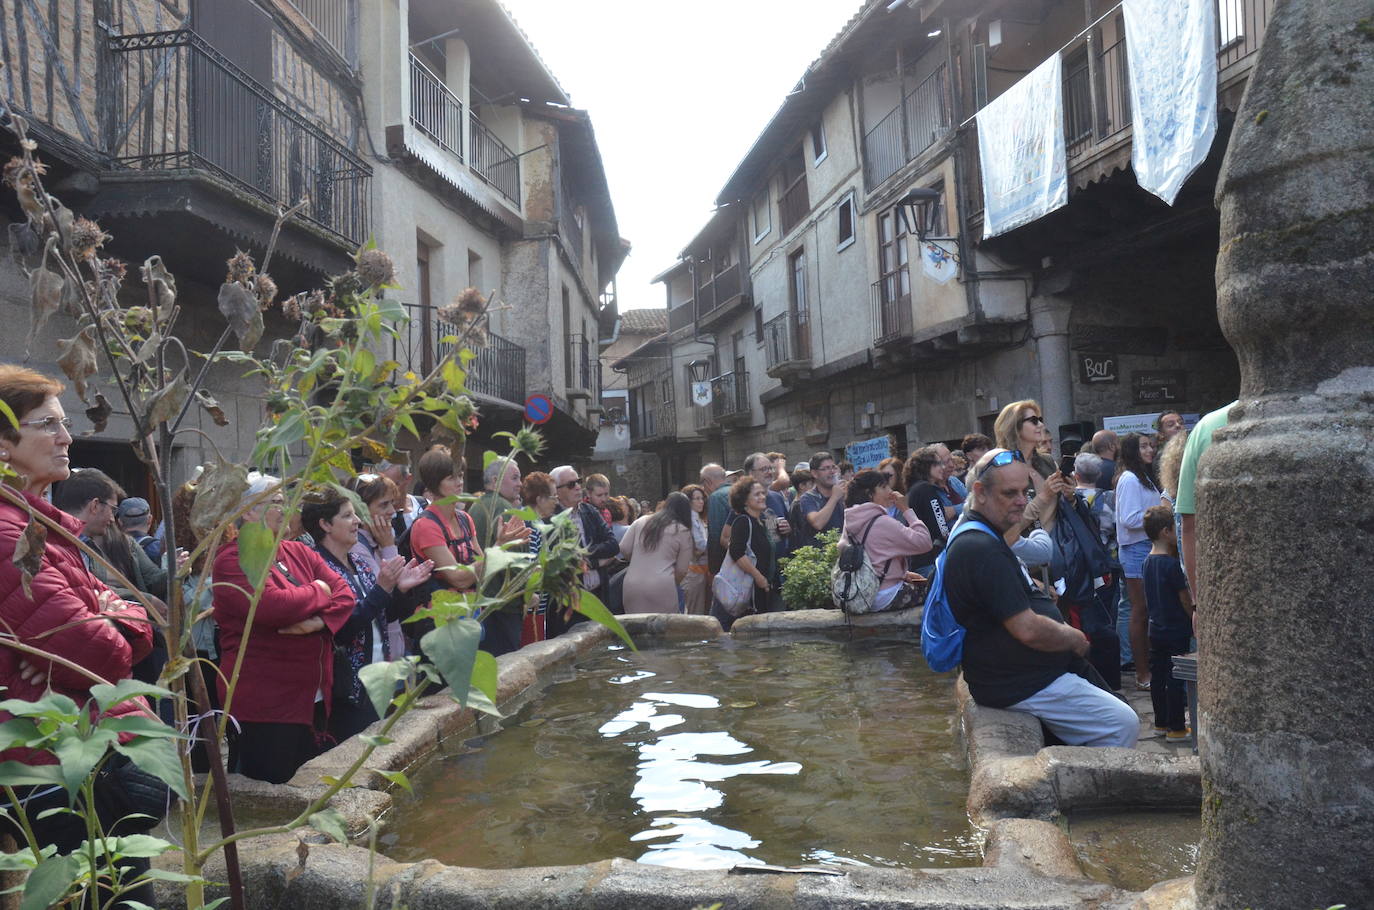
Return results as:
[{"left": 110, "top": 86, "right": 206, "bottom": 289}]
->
[
  {"left": 0, "top": 366, "right": 157, "bottom": 899},
  {"left": 213, "top": 474, "right": 355, "bottom": 783}
]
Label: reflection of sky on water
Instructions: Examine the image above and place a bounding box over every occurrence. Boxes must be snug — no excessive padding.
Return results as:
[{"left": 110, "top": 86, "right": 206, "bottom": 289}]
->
[{"left": 597, "top": 691, "right": 801, "bottom": 869}]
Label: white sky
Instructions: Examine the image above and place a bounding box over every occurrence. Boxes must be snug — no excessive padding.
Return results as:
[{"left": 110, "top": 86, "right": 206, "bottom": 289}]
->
[{"left": 499, "top": 0, "right": 867, "bottom": 313}]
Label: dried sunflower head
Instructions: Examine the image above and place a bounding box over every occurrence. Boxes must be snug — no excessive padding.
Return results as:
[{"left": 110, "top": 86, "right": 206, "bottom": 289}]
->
[
  {"left": 355, "top": 248, "right": 396, "bottom": 288},
  {"left": 282, "top": 293, "right": 305, "bottom": 321},
  {"left": 436, "top": 301, "right": 464, "bottom": 325},
  {"left": 253, "top": 273, "right": 278, "bottom": 308},
  {"left": 69, "top": 217, "right": 110, "bottom": 260},
  {"left": 226, "top": 250, "right": 255, "bottom": 285},
  {"left": 455, "top": 286, "right": 486, "bottom": 317}
]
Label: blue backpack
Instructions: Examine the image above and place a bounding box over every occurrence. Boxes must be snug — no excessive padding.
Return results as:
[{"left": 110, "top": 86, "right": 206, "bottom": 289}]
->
[{"left": 920, "top": 520, "right": 997, "bottom": 673}]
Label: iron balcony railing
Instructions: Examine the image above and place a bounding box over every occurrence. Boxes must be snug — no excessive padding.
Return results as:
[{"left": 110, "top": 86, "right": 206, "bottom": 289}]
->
[
  {"left": 1064, "top": 36, "right": 1131, "bottom": 161},
  {"left": 107, "top": 30, "right": 371, "bottom": 246},
  {"left": 871, "top": 270, "right": 913, "bottom": 347},
  {"left": 763, "top": 311, "right": 811, "bottom": 371},
  {"left": 710, "top": 370, "right": 750, "bottom": 423},
  {"left": 469, "top": 111, "right": 520, "bottom": 204},
  {"left": 863, "top": 63, "right": 951, "bottom": 189},
  {"left": 409, "top": 53, "right": 464, "bottom": 161},
  {"left": 1217, "top": 0, "right": 1276, "bottom": 71},
  {"left": 629, "top": 374, "right": 676, "bottom": 444},
  {"left": 561, "top": 178, "right": 585, "bottom": 261},
  {"left": 392, "top": 304, "right": 526, "bottom": 405},
  {"left": 565, "top": 333, "right": 593, "bottom": 393},
  {"left": 286, "top": 0, "right": 357, "bottom": 65}
]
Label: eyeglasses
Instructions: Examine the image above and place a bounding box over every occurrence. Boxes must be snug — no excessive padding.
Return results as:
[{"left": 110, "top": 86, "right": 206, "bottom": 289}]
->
[
  {"left": 1018, "top": 415, "right": 1046, "bottom": 427},
  {"left": 21, "top": 415, "right": 73, "bottom": 435},
  {"left": 557, "top": 478, "right": 582, "bottom": 490},
  {"left": 100, "top": 500, "right": 118, "bottom": 512}
]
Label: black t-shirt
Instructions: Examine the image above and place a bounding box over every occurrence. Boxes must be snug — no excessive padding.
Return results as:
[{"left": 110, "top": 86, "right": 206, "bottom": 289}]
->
[
  {"left": 908, "top": 482, "right": 951, "bottom": 550},
  {"left": 1143, "top": 554, "right": 1191, "bottom": 639},
  {"left": 944, "top": 513, "right": 1075, "bottom": 708},
  {"left": 728, "top": 513, "right": 773, "bottom": 582}
]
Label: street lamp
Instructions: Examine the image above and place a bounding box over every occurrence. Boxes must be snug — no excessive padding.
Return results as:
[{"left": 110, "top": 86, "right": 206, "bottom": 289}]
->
[
  {"left": 897, "top": 186, "right": 961, "bottom": 264},
  {"left": 687, "top": 359, "right": 712, "bottom": 383}
]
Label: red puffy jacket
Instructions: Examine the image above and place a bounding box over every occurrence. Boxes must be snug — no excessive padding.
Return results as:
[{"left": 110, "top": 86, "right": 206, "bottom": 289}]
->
[
  {"left": 212, "top": 539, "right": 355, "bottom": 726},
  {"left": 0, "top": 489, "right": 155, "bottom": 765}
]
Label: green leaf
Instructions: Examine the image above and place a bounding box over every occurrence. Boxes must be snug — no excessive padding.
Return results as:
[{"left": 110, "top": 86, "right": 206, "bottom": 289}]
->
[
  {"left": 114, "top": 735, "right": 189, "bottom": 801},
  {"left": 470, "top": 651, "right": 498, "bottom": 706},
  {"left": 0, "top": 719, "right": 40, "bottom": 753},
  {"left": 440, "top": 359, "right": 466, "bottom": 394},
  {"left": 0, "top": 852, "right": 36, "bottom": 872},
  {"left": 0, "top": 693, "right": 79, "bottom": 721},
  {"left": 138, "top": 867, "right": 203, "bottom": 883},
  {"left": 358, "top": 734, "right": 392, "bottom": 747},
  {"left": 482, "top": 450, "right": 499, "bottom": 470},
  {"left": 308, "top": 808, "right": 349, "bottom": 844},
  {"left": 574, "top": 590, "right": 637, "bottom": 651},
  {"left": 354, "top": 348, "right": 376, "bottom": 381},
  {"left": 395, "top": 411, "right": 419, "bottom": 440},
  {"left": 99, "top": 716, "right": 185, "bottom": 740},
  {"left": 376, "top": 769, "right": 413, "bottom": 794},
  {"left": 20, "top": 854, "right": 78, "bottom": 910},
  {"left": 0, "top": 761, "right": 64, "bottom": 787},
  {"left": 0, "top": 399, "right": 18, "bottom": 434},
  {"left": 376, "top": 298, "right": 407, "bottom": 325},
  {"left": 464, "top": 686, "right": 502, "bottom": 718},
  {"left": 358, "top": 659, "right": 410, "bottom": 723},
  {"left": 95, "top": 834, "right": 177, "bottom": 858},
  {"left": 88, "top": 680, "right": 175, "bottom": 715},
  {"left": 268, "top": 411, "right": 307, "bottom": 448},
  {"left": 237, "top": 522, "right": 276, "bottom": 590},
  {"left": 53, "top": 735, "right": 116, "bottom": 800},
  {"left": 419, "top": 619, "right": 482, "bottom": 707}
]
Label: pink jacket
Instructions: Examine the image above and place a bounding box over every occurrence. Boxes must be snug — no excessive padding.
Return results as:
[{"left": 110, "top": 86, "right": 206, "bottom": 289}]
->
[{"left": 839, "top": 502, "right": 934, "bottom": 589}]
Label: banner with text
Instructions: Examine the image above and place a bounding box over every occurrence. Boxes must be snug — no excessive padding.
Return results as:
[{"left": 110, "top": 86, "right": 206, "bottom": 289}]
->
[
  {"left": 977, "top": 54, "right": 1068, "bottom": 238},
  {"left": 845, "top": 435, "right": 891, "bottom": 471},
  {"left": 1122, "top": 0, "right": 1217, "bottom": 204}
]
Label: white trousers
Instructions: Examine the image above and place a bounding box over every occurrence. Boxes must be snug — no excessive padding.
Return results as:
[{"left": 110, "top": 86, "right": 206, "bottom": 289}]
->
[{"left": 1007, "top": 672, "right": 1138, "bottom": 748}]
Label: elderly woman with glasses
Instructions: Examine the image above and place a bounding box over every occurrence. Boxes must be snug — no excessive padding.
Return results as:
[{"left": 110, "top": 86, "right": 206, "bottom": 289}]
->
[
  {"left": 0, "top": 366, "right": 161, "bottom": 899},
  {"left": 212, "top": 472, "right": 356, "bottom": 783},
  {"left": 547, "top": 465, "right": 619, "bottom": 636}
]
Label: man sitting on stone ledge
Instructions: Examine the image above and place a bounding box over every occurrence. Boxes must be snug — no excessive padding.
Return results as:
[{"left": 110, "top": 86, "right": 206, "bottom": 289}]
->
[{"left": 947, "top": 449, "right": 1138, "bottom": 748}]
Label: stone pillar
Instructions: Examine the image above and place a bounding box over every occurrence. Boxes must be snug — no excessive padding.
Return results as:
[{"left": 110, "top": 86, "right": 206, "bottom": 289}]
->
[
  {"left": 1201, "top": 2, "right": 1374, "bottom": 908},
  {"left": 1029, "top": 294, "right": 1074, "bottom": 437}
]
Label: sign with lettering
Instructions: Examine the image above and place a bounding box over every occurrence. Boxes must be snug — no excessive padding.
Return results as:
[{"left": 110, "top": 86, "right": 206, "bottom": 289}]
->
[
  {"left": 1078, "top": 352, "right": 1118, "bottom": 384},
  {"left": 1104, "top": 412, "right": 1201, "bottom": 435},
  {"left": 1071, "top": 324, "right": 1169, "bottom": 355},
  {"left": 845, "top": 435, "right": 891, "bottom": 470},
  {"left": 1132, "top": 370, "right": 1186, "bottom": 404}
]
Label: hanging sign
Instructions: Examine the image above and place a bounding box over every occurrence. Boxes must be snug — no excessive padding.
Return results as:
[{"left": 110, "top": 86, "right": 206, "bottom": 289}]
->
[
  {"left": 1078, "top": 353, "right": 1118, "bottom": 384},
  {"left": 977, "top": 55, "right": 1068, "bottom": 238},
  {"left": 691, "top": 381, "right": 713, "bottom": 407},
  {"left": 1123, "top": 0, "right": 1217, "bottom": 205}
]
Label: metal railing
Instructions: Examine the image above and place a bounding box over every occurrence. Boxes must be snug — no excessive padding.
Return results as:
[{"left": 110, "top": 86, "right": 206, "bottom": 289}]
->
[
  {"left": 710, "top": 370, "right": 750, "bottom": 422},
  {"left": 409, "top": 53, "right": 464, "bottom": 161},
  {"left": 286, "top": 0, "right": 356, "bottom": 65},
  {"left": 469, "top": 112, "right": 520, "bottom": 204},
  {"left": 561, "top": 179, "right": 585, "bottom": 262},
  {"left": 668, "top": 300, "right": 695, "bottom": 334},
  {"left": 871, "top": 271, "right": 912, "bottom": 346},
  {"left": 1064, "top": 37, "right": 1131, "bottom": 161},
  {"left": 107, "top": 30, "right": 370, "bottom": 246},
  {"left": 778, "top": 174, "right": 809, "bottom": 235},
  {"left": 1217, "top": 0, "right": 1276, "bottom": 71},
  {"left": 763, "top": 311, "right": 811, "bottom": 370},
  {"left": 565, "top": 333, "right": 592, "bottom": 392},
  {"left": 863, "top": 63, "right": 951, "bottom": 188},
  {"left": 393, "top": 303, "right": 526, "bottom": 405}
]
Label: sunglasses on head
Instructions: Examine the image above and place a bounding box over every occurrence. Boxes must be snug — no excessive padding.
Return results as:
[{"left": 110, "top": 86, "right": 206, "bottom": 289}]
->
[{"left": 979, "top": 449, "right": 1026, "bottom": 477}]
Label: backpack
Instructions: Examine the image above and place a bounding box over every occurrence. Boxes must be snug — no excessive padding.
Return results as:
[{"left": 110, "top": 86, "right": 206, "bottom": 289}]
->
[
  {"left": 830, "top": 515, "right": 887, "bottom": 615},
  {"left": 1049, "top": 494, "right": 1115, "bottom": 606},
  {"left": 920, "top": 519, "right": 997, "bottom": 673},
  {"left": 397, "top": 509, "right": 475, "bottom": 568}
]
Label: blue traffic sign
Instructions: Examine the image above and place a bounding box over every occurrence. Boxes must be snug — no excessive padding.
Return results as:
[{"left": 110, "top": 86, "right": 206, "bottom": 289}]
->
[{"left": 524, "top": 394, "right": 553, "bottom": 424}]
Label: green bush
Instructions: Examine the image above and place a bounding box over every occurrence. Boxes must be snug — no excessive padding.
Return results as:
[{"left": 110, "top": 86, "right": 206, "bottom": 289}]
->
[{"left": 779, "top": 529, "right": 840, "bottom": 611}]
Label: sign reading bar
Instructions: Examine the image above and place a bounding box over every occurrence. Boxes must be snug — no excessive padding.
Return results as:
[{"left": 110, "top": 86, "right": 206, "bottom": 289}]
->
[
  {"left": 1078, "top": 353, "right": 1118, "bottom": 384},
  {"left": 1132, "top": 370, "right": 1186, "bottom": 404}
]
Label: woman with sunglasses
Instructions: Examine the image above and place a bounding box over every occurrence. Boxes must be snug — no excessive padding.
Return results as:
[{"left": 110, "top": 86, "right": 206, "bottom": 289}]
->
[
  {"left": 993, "top": 399, "right": 1072, "bottom": 536},
  {"left": 1114, "top": 432, "right": 1162, "bottom": 690},
  {"left": 680, "top": 484, "right": 711, "bottom": 615}
]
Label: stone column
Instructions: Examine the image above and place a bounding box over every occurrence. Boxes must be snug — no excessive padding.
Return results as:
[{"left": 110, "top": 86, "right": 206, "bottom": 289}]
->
[
  {"left": 1029, "top": 294, "right": 1074, "bottom": 436},
  {"left": 1201, "top": 2, "right": 1374, "bottom": 908}
]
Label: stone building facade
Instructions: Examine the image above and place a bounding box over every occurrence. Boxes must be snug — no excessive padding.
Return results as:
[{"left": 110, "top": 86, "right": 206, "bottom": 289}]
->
[{"left": 621, "top": 0, "right": 1268, "bottom": 481}]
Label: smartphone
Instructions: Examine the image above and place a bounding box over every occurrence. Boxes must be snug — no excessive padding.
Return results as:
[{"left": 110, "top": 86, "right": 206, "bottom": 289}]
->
[{"left": 1059, "top": 454, "right": 1076, "bottom": 477}]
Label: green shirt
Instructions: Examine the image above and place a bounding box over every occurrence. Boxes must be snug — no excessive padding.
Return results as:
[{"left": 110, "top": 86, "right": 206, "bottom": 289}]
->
[
  {"left": 1174, "top": 401, "right": 1236, "bottom": 515},
  {"left": 469, "top": 491, "right": 514, "bottom": 550}
]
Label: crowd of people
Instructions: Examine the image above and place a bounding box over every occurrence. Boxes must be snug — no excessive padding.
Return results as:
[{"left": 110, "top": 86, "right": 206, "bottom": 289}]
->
[{"left": 0, "top": 357, "right": 1221, "bottom": 822}]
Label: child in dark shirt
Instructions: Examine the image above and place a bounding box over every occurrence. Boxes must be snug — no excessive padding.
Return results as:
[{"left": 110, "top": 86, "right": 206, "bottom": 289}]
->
[{"left": 1143, "top": 504, "right": 1194, "bottom": 739}]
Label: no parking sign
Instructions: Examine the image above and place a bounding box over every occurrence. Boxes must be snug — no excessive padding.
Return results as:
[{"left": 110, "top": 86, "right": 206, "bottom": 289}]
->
[{"left": 524, "top": 394, "right": 553, "bottom": 425}]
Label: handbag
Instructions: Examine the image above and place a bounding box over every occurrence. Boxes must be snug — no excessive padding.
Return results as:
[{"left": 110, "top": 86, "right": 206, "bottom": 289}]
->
[
  {"left": 712, "top": 519, "right": 757, "bottom": 618},
  {"left": 93, "top": 751, "right": 172, "bottom": 834}
]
